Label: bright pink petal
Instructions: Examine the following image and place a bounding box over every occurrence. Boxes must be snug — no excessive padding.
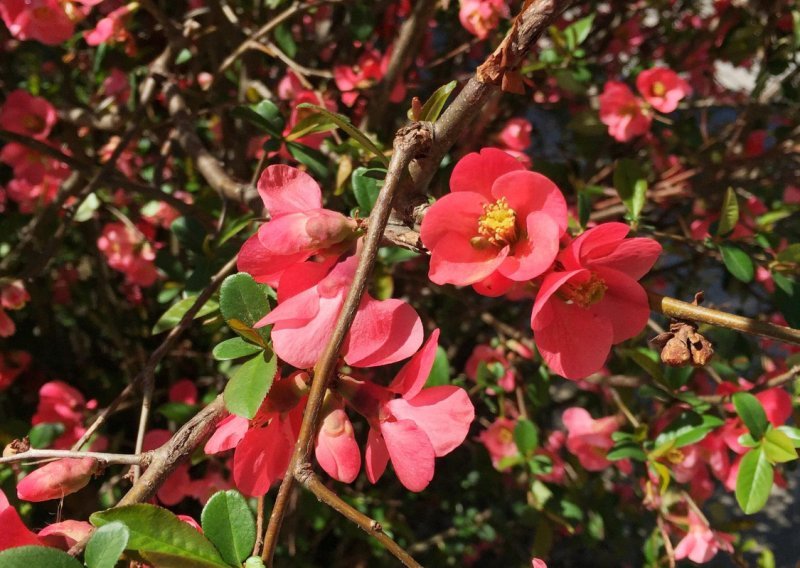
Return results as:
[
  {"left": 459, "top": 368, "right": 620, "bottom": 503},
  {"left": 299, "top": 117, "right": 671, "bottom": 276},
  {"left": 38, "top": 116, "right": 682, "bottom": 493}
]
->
[
  {"left": 449, "top": 148, "right": 524, "bottom": 199},
  {"left": 389, "top": 329, "right": 440, "bottom": 399},
  {"left": 0, "top": 490, "right": 9, "bottom": 511},
  {"left": 315, "top": 408, "right": 361, "bottom": 483},
  {"left": 492, "top": 170, "right": 568, "bottom": 233},
  {"left": 588, "top": 238, "right": 662, "bottom": 280},
  {"left": 499, "top": 212, "right": 560, "bottom": 281},
  {"left": 0, "top": 507, "right": 42, "bottom": 551},
  {"left": 344, "top": 297, "right": 423, "bottom": 368},
  {"left": 204, "top": 414, "right": 249, "bottom": 454},
  {"left": 419, "top": 191, "right": 486, "bottom": 249},
  {"left": 472, "top": 271, "right": 514, "bottom": 297},
  {"left": 237, "top": 233, "right": 297, "bottom": 287},
  {"left": 257, "top": 213, "right": 319, "bottom": 254},
  {"left": 267, "top": 293, "right": 339, "bottom": 368},
  {"left": 565, "top": 222, "right": 662, "bottom": 279},
  {"left": 386, "top": 386, "right": 474, "bottom": 456},
  {"left": 380, "top": 419, "right": 436, "bottom": 492},
  {"left": 428, "top": 232, "right": 508, "bottom": 286},
  {"left": 233, "top": 421, "right": 294, "bottom": 497},
  {"left": 16, "top": 457, "right": 97, "bottom": 502},
  {"left": 257, "top": 165, "right": 322, "bottom": 216},
  {"left": 37, "top": 520, "right": 92, "bottom": 550},
  {"left": 758, "top": 388, "right": 792, "bottom": 426},
  {"left": 365, "top": 427, "right": 390, "bottom": 484},
  {"left": 590, "top": 267, "right": 650, "bottom": 343}
]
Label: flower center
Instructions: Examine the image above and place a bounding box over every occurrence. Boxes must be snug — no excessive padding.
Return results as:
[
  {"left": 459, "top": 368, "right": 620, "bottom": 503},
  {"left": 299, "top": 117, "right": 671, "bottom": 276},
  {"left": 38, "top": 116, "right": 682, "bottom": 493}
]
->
[
  {"left": 23, "top": 114, "right": 45, "bottom": 133},
  {"left": 475, "top": 197, "right": 517, "bottom": 247},
  {"left": 498, "top": 427, "right": 514, "bottom": 444},
  {"left": 651, "top": 81, "right": 666, "bottom": 97},
  {"left": 563, "top": 272, "right": 608, "bottom": 308}
]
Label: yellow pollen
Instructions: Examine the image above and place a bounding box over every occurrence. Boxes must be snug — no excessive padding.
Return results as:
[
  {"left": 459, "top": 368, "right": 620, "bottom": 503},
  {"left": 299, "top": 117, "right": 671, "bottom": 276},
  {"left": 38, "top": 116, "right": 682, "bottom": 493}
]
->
[
  {"left": 652, "top": 81, "right": 666, "bottom": 97},
  {"left": 563, "top": 272, "right": 608, "bottom": 308},
  {"left": 476, "top": 197, "right": 517, "bottom": 247},
  {"left": 498, "top": 428, "right": 514, "bottom": 444}
]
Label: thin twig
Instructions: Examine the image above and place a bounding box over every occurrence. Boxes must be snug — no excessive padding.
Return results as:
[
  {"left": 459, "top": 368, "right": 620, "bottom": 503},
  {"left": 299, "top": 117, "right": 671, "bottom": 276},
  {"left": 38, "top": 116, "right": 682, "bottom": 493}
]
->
[{"left": 0, "top": 449, "right": 149, "bottom": 467}]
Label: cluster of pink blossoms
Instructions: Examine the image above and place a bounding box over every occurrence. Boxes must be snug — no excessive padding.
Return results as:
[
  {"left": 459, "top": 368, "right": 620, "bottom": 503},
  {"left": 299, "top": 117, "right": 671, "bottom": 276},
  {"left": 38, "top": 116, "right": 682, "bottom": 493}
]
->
[
  {"left": 213, "top": 165, "right": 474, "bottom": 494},
  {"left": 420, "top": 148, "right": 662, "bottom": 379},
  {"left": 96, "top": 221, "right": 159, "bottom": 287},
  {"left": 458, "top": 0, "right": 509, "bottom": 40},
  {"left": 598, "top": 67, "right": 692, "bottom": 142}
]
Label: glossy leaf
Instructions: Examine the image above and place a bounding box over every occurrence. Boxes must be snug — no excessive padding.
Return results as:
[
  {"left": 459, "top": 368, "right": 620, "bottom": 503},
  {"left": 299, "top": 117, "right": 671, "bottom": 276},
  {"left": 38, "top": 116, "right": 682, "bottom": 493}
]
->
[
  {"left": 425, "top": 346, "right": 450, "bottom": 387},
  {"left": 735, "top": 447, "right": 773, "bottom": 514},
  {"left": 232, "top": 101, "right": 284, "bottom": 138},
  {"left": 719, "top": 244, "right": 754, "bottom": 282},
  {"left": 91, "top": 504, "right": 228, "bottom": 568},
  {"left": 777, "top": 425, "right": 800, "bottom": 448},
  {"left": 564, "top": 14, "right": 594, "bottom": 51},
  {"left": 296, "top": 104, "right": 389, "bottom": 166},
  {"left": 152, "top": 296, "right": 219, "bottom": 335},
  {"left": 716, "top": 187, "right": 740, "bottom": 236},
  {"left": 201, "top": 490, "right": 256, "bottom": 566},
  {"left": 613, "top": 159, "right": 647, "bottom": 222},
  {"left": 417, "top": 81, "right": 457, "bottom": 122},
  {"left": 0, "top": 547, "right": 83, "bottom": 568},
  {"left": 223, "top": 351, "right": 277, "bottom": 419},
  {"left": 286, "top": 142, "right": 329, "bottom": 178},
  {"left": 85, "top": 521, "right": 130, "bottom": 568},
  {"left": 514, "top": 419, "right": 539, "bottom": 455},
  {"left": 212, "top": 337, "right": 263, "bottom": 361},
  {"left": 654, "top": 413, "right": 723, "bottom": 449},
  {"left": 219, "top": 273, "right": 273, "bottom": 345},
  {"left": 763, "top": 428, "right": 797, "bottom": 463},
  {"left": 732, "top": 392, "right": 768, "bottom": 440},
  {"left": 351, "top": 167, "right": 385, "bottom": 215}
]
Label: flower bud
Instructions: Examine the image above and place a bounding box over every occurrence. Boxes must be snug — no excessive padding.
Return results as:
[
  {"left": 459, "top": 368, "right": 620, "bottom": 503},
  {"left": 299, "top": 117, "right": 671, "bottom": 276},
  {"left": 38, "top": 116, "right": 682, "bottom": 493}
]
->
[{"left": 17, "top": 457, "right": 98, "bottom": 502}]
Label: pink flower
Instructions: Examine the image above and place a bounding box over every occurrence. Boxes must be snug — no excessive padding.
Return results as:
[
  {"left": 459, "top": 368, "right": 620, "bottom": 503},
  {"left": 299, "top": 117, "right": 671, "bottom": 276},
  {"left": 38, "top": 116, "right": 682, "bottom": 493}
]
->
[
  {"left": 340, "top": 330, "right": 475, "bottom": 492},
  {"left": 37, "top": 520, "right": 93, "bottom": 550},
  {"left": 16, "top": 457, "right": 98, "bottom": 502},
  {"left": 101, "top": 68, "right": 131, "bottom": 105},
  {"left": 0, "top": 350, "right": 31, "bottom": 390},
  {"left": 238, "top": 165, "right": 356, "bottom": 288},
  {"left": 497, "top": 117, "right": 532, "bottom": 152},
  {"left": 636, "top": 67, "right": 691, "bottom": 113},
  {"left": 315, "top": 397, "right": 361, "bottom": 483},
  {"left": 0, "top": 309, "right": 16, "bottom": 337},
  {"left": 458, "top": 0, "right": 509, "bottom": 40},
  {"left": 0, "top": 489, "right": 43, "bottom": 551},
  {"left": 532, "top": 560, "right": 547, "bottom": 568},
  {"left": 84, "top": 4, "right": 133, "bottom": 46},
  {"left": 563, "top": 408, "right": 622, "bottom": 471},
  {"left": 673, "top": 511, "right": 734, "bottom": 564},
  {"left": 0, "top": 0, "right": 74, "bottom": 45},
  {"left": 1, "top": 279, "right": 29, "bottom": 310},
  {"left": 32, "top": 380, "right": 96, "bottom": 449},
  {"left": 465, "top": 344, "right": 515, "bottom": 392},
  {"left": 420, "top": 148, "right": 567, "bottom": 289},
  {"left": 257, "top": 253, "right": 423, "bottom": 370},
  {"left": 97, "top": 222, "right": 159, "bottom": 287},
  {"left": 598, "top": 81, "right": 651, "bottom": 142},
  {"left": 531, "top": 223, "right": 661, "bottom": 379},
  {"left": 0, "top": 90, "right": 57, "bottom": 140},
  {"left": 478, "top": 417, "right": 518, "bottom": 470}
]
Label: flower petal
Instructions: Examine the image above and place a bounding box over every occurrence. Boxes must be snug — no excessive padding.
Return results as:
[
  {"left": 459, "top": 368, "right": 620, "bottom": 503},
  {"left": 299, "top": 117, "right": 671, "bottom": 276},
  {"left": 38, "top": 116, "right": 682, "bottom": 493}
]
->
[
  {"left": 380, "top": 419, "right": 436, "bottom": 491},
  {"left": 591, "top": 267, "right": 650, "bottom": 343},
  {"left": 233, "top": 421, "right": 293, "bottom": 497},
  {"left": 344, "top": 297, "right": 423, "bottom": 368},
  {"left": 450, "top": 148, "right": 524, "bottom": 199},
  {"left": 389, "top": 329, "right": 440, "bottom": 399},
  {"left": 257, "top": 164, "right": 322, "bottom": 216},
  {"left": 492, "top": 170, "right": 568, "bottom": 233},
  {"left": 365, "top": 427, "right": 390, "bottom": 484},
  {"left": 499, "top": 211, "right": 560, "bottom": 281}
]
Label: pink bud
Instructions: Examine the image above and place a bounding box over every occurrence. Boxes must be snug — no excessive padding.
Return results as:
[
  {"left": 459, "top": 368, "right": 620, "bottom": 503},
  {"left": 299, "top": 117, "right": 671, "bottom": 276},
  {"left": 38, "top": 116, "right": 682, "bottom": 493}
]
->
[{"left": 16, "top": 457, "right": 98, "bottom": 502}]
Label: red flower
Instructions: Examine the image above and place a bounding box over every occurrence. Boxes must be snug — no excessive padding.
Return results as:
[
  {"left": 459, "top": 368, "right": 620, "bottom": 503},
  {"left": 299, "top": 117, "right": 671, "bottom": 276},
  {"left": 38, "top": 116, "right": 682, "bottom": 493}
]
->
[
  {"left": 562, "top": 407, "right": 620, "bottom": 471},
  {"left": 636, "top": 67, "right": 691, "bottom": 113},
  {"left": 0, "top": 90, "right": 57, "bottom": 140},
  {"left": 0, "top": 0, "right": 74, "bottom": 45},
  {"left": 598, "top": 81, "right": 651, "bottom": 142},
  {"left": 420, "top": 148, "right": 567, "bottom": 289},
  {"left": 531, "top": 223, "right": 661, "bottom": 379},
  {"left": 0, "top": 489, "right": 43, "bottom": 551}
]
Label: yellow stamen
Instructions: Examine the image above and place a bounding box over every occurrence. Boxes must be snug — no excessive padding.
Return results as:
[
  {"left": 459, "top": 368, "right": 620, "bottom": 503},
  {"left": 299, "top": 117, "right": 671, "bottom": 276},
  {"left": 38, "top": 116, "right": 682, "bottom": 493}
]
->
[
  {"left": 652, "top": 81, "right": 666, "bottom": 97},
  {"left": 563, "top": 272, "right": 608, "bottom": 308},
  {"left": 476, "top": 197, "right": 517, "bottom": 247}
]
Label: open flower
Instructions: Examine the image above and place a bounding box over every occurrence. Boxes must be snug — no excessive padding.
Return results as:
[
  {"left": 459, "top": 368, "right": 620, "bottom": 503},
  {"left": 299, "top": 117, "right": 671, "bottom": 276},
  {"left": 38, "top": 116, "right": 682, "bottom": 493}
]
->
[
  {"left": 0, "top": 90, "right": 57, "bottom": 140},
  {"left": 636, "top": 67, "right": 691, "bottom": 113},
  {"left": 673, "top": 511, "right": 734, "bottom": 564},
  {"left": 478, "top": 417, "right": 518, "bottom": 470},
  {"left": 598, "top": 81, "right": 651, "bottom": 142},
  {"left": 420, "top": 148, "right": 567, "bottom": 289},
  {"left": 562, "top": 408, "right": 621, "bottom": 471},
  {"left": 459, "top": 0, "right": 509, "bottom": 39},
  {"left": 0, "top": 0, "right": 74, "bottom": 45},
  {"left": 531, "top": 223, "right": 661, "bottom": 379},
  {"left": 0, "top": 489, "right": 43, "bottom": 551}
]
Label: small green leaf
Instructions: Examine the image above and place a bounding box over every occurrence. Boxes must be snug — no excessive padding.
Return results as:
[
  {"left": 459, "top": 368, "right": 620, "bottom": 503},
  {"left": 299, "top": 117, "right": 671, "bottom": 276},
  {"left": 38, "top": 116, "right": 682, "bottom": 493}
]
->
[
  {"left": 736, "top": 447, "right": 774, "bottom": 514},
  {"left": 244, "top": 557, "right": 267, "bottom": 568},
  {"left": 286, "top": 142, "right": 329, "bottom": 178},
  {"left": 607, "top": 443, "right": 647, "bottom": 462},
  {"left": 777, "top": 425, "right": 800, "bottom": 448},
  {"left": 213, "top": 337, "right": 263, "bottom": 361},
  {"left": 152, "top": 296, "right": 219, "bottom": 335},
  {"left": 514, "top": 419, "right": 539, "bottom": 455},
  {"left": 223, "top": 351, "right": 278, "bottom": 419},
  {"left": 716, "top": 187, "right": 740, "bottom": 236},
  {"left": 201, "top": 490, "right": 256, "bottom": 566},
  {"left": 285, "top": 112, "right": 336, "bottom": 142},
  {"left": 763, "top": 428, "right": 797, "bottom": 463},
  {"left": 425, "top": 346, "right": 450, "bottom": 387},
  {"left": 85, "top": 521, "right": 130, "bottom": 568},
  {"left": 219, "top": 273, "right": 273, "bottom": 345},
  {"left": 232, "top": 101, "right": 285, "bottom": 138},
  {"left": 28, "top": 422, "right": 65, "bottom": 448},
  {"left": 719, "top": 244, "right": 755, "bottom": 282},
  {"left": 773, "top": 273, "right": 800, "bottom": 328},
  {"left": 776, "top": 243, "right": 800, "bottom": 264},
  {"left": 416, "top": 81, "right": 457, "bottom": 122},
  {"left": 351, "top": 167, "right": 385, "bottom": 215},
  {"left": 175, "top": 48, "right": 192, "bottom": 64},
  {"left": 733, "top": 392, "right": 769, "bottom": 440},
  {"left": 654, "top": 413, "right": 723, "bottom": 449},
  {"left": 296, "top": 104, "right": 389, "bottom": 166},
  {"left": 564, "top": 14, "right": 594, "bottom": 51},
  {"left": 274, "top": 24, "right": 296, "bottom": 58},
  {"left": 577, "top": 191, "right": 591, "bottom": 228},
  {"left": 90, "top": 504, "right": 228, "bottom": 568},
  {"left": 613, "top": 159, "right": 647, "bottom": 222},
  {"left": 0, "top": 547, "right": 83, "bottom": 568}
]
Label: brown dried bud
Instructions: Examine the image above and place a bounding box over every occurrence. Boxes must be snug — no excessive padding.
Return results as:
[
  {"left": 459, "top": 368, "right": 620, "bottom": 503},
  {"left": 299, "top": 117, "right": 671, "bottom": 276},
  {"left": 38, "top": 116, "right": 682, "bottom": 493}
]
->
[
  {"left": 3, "top": 437, "right": 30, "bottom": 458},
  {"left": 650, "top": 321, "right": 714, "bottom": 368}
]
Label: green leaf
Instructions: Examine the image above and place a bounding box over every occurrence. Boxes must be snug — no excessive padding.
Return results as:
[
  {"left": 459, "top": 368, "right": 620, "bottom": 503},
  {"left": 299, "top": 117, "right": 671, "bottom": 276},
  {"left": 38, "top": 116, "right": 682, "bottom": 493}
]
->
[
  {"left": 736, "top": 447, "right": 774, "bottom": 514},
  {"left": 223, "top": 351, "right": 278, "bottom": 419},
  {"left": 285, "top": 112, "right": 336, "bottom": 142},
  {"left": 351, "top": 167, "right": 385, "bottom": 215},
  {"left": 514, "top": 419, "right": 539, "bottom": 455},
  {"left": 219, "top": 273, "right": 273, "bottom": 346},
  {"left": 716, "top": 187, "right": 740, "bottom": 236},
  {"left": 274, "top": 24, "right": 296, "bottom": 58},
  {"left": 171, "top": 217, "right": 208, "bottom": 253},
  {"left": 607, "top": 443, "right": 647, "bottom": 462},
  {"left": 213, "top": 337, "right": 263, "bottom": 361},
  {"left": 777, "top": 425, "right": 800, "bottom": 448},
  {"left": 0, "top": 547, "right": 83, "bottom": 568},
  {"left": 231, "top": 101, "right": 285, "bottom": 138},
  {"left": 201, "top": 490, "right": 256, "bottom": 566},
  {"left": 91, "top": 504, "right": 228, "bottom": 568},
  {"left": 152, "top": 296, "right": 219, "bottom": 335},
  {"left": 244, "top": 557, "right": 267, "bottom": 568},
  {"left": 416, "top": 81, "right": 457, "bottom": 122},
  {"left": 733, "top": 392, "right": 769, "bottom": 440},
  {"left": 286, "top": 142, "right": 329, "bottom": 178},
  {"left": 763, "top": 428, "right": 797, "bottom": 463},
  {"left": 296, "top": 104, "right": 389, "bottom": 166},
  {"left": 85, "top": 521, "right": 130, "bottom": 568},
  {"left": 719, "top": 243, "right": 754, "bottom": 282},
  {"left": 773, "top": 273, "right": 800, "bottom": 327},
  {"left": 577, "top": 191, "right": 591, "bottom": 228},
  {"left": 612, "top": 159, "right": 647, "bottom": 222},
  {"left": 654, "top": 413, "right": 724, "bottom": 449},
  {"left": 425, "top": 346, "right": 450, "bottom": 387},
  {"left": 776, "top": 243, "right": 800, "bottom": 264},
  {"left": 564, "top": 14, "right": 594, "bottom": 51},
  {"left": 157, "top": 402, "right": 198, "bottom": 424},
  {"left": 28, "top": 422, "right": 65, "bottom": 448}
]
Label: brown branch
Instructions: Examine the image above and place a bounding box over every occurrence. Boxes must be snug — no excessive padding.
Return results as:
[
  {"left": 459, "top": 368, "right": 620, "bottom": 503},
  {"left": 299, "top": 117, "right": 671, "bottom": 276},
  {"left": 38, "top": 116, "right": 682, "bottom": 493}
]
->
[
  {"left": 0, "top": 449, "right": 149, "bottom": 467},
  {"left": 648, "top": 292, "right": 800, "bottom": 347},
  {"left": 261, "top": 124, "right": 431, "bottom": 566},
  {"left": 365, "top": 0, "right": 440, "bottom": 132}
]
